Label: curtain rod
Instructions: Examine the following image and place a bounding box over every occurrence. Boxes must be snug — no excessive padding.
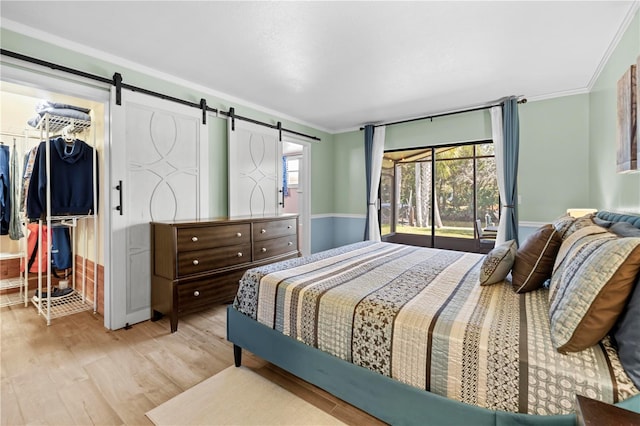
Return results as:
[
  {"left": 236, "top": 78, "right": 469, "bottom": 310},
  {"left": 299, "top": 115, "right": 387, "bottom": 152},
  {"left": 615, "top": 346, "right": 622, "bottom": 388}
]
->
[
  {"left": 360, "top": 97, "right": 527, "bottom": 130},
  {"left": 0, "top": 49, "right": 321, "bottom": 142}
]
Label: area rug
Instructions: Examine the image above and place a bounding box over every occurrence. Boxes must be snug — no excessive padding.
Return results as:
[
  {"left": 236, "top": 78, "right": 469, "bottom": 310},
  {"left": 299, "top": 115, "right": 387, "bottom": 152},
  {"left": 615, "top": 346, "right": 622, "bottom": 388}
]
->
[{"left": 145, "top": 365, "right": 346, "bottom": 425}]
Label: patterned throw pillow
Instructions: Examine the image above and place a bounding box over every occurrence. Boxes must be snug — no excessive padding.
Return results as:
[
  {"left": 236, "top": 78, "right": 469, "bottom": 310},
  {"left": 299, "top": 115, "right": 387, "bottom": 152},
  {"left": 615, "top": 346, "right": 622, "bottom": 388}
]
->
[
  {"left": 563, "top": 214, "right": 598, "bottom": 239},
  {"left": 549, "top": 226, "right": 640, "bottom": 353},
  {"left": 479, "top": 240, "right": 517, "bottom": 286},
  {"left": 512, "top": 224, "right": 562, "bottom": 293},
  {"left": 551, "top": 214, "right": 576, "bottom": 239}
]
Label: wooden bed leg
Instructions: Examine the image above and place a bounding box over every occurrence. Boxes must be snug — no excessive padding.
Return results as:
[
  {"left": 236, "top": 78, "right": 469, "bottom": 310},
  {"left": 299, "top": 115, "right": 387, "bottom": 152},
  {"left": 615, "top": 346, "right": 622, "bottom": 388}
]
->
[{"left": 233, "top": 344, "right": 242, "bottom": 367}]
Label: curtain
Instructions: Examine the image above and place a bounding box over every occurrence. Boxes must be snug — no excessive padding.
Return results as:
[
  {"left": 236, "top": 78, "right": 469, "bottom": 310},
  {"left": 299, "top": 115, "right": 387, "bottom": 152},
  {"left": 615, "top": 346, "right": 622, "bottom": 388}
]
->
[
  {"left": 363, "top": 125, "right": 386, "bottom": 241},
  {"left": 491, "top": 98, "right": 520, "bottom": 245},
  {"left": 282, "top": 156, "right": 288, "bottom": 196},
  {"left": 490, "top": 107, "right": 507, "bottom": 244}
]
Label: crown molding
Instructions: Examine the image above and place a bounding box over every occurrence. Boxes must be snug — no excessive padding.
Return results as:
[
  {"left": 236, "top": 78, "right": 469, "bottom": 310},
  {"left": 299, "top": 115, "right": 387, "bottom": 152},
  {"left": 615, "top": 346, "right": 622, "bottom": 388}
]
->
[{"left": 587, "top": 1, "right": 640, "bottom": 91}]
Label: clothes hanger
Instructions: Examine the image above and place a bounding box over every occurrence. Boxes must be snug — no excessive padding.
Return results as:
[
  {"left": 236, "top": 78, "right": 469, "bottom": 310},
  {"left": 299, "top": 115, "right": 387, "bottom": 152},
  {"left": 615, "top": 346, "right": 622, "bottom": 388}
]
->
[{"left": 62, "top": 124, "right": 75, "bottom": 144}]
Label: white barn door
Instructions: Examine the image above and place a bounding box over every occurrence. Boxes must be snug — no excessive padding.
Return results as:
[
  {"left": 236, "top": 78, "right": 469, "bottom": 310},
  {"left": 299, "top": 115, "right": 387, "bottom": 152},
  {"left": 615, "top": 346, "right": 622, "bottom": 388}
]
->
[
  {"left": 228, "top": 119, "right": 282, "bottom": 216},
  {"left": 110, "top": 88, "right": 208, "bottom": 329}
]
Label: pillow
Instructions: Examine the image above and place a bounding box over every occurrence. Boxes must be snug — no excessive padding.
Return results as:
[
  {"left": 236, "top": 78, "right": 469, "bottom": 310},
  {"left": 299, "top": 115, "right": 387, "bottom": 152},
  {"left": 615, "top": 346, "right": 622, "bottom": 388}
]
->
[
  {"left": 609, "top": 221, "right": 640, "bottom": 238},
  {"left": 548, "top": 226, "right": 640, "bottom": 353},
  {"left": 593, "top": 216, "right": 613, "bottom": 228},
  {"left": 479, "top": 240, "right": 516, "bottom": 286},
  {"left": 512, "top": 224, "right": 562, "bottom": 293},
  {"left": 551, "top": 214, "right": 576, "bottom": 239},
  {"left": 563, "top": 214, "right": 598, "bottom": 240},
  {"left": 611, "top": 272, "right": 640, "bottom": 389}
]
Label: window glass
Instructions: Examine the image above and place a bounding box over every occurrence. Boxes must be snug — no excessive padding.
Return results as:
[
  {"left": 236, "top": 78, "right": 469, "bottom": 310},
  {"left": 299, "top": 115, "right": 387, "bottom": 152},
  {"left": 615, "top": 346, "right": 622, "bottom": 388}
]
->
[
  {"left": 381, "top": 141, "right": 498, "bottom": 246},
  {"left": 287, "top": 158, "right": 299, "bottom": 186}
]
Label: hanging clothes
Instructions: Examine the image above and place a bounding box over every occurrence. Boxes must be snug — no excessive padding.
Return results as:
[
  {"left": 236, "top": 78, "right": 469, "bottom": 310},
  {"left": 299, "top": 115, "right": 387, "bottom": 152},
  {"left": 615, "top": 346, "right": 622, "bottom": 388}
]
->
[
  {"left": 26, "top": 137, "right": 98, "bottom": 219},
  {"left": 9, "top": 140, "right": 24, "bottom": 240},
  {"left": 0, "top": 144, "right": 10, "bottom": 235},
  {"left": 21, "top": 145, "right": 39, "bottom": 214}
]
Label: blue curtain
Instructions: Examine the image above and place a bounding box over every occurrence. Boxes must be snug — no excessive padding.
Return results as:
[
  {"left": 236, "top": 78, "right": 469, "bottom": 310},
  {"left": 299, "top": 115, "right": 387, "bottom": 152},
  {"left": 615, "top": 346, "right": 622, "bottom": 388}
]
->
[
  {"left": 502, "top": 97, "right": 520, "bottom": 245},
  {"left": 363, "top": 125, "right": 374, "bottom": 240},
  {"left": 282, "top": 156, "right": 288, "bottom": 196}
]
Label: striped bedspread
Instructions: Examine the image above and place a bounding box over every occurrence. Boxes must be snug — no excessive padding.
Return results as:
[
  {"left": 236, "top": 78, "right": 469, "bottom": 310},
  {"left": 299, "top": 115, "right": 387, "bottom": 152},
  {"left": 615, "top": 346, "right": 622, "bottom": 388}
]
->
[{"left": 233, "top": 241, "right": 638, "bottom": 415}]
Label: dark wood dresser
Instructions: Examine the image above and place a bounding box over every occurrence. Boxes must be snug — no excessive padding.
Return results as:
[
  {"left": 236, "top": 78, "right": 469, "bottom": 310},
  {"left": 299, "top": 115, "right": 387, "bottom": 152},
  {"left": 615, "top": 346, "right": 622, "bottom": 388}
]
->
[{"left": 151, "top": 214, "right": 300, "bottom": 332}]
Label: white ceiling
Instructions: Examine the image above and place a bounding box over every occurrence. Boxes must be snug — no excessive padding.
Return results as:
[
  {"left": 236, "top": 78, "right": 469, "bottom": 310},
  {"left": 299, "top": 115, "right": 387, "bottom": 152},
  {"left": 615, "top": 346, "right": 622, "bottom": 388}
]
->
[{"left": 1, "top": 1, "right": 637, "bottom": 133}]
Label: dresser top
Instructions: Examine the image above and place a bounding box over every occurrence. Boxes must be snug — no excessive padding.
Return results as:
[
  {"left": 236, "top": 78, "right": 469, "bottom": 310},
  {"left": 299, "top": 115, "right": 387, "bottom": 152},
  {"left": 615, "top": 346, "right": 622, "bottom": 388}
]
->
[{"left": 151, "top": 213, "right": 298, "bottom": 226}]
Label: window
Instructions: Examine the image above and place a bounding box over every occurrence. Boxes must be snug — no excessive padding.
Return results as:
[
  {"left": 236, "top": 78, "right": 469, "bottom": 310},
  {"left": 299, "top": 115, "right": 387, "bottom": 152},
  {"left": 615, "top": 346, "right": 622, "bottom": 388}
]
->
[
  {"left": 286, "top": 157, "right": 300, "bottom": 186},
  {"left": 380, "top": 141, "right": 499, "bottom": 252}
]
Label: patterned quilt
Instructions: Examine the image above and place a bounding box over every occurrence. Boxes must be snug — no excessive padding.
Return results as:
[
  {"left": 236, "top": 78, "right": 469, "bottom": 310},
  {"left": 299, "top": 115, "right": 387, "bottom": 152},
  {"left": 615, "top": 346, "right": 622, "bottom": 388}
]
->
[{"left": 233, "top": 241, "right": 638, "bottom": 415}]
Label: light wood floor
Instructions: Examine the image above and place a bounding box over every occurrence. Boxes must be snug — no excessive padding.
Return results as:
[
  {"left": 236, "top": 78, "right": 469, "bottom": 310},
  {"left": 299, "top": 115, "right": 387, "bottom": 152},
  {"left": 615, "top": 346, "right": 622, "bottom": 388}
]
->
[{"left": 0, "top": 303, "right": 385, "bottom": 425}]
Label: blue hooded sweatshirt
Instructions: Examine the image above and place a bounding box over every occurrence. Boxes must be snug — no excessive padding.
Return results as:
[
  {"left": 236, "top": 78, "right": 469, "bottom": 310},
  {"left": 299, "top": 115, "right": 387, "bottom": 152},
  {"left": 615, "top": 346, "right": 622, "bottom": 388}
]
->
[{"left": 27, "top": 138, "right": 98, "bottom": 219}]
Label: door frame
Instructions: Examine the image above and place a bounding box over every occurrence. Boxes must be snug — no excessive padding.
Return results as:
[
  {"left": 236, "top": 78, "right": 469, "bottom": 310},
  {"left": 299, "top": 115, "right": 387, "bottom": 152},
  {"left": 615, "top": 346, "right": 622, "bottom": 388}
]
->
[
  {"left": 0, "top": 58, "right": 113, "bottom": 328},
  {"left": 282, "top": 134, "right": 311, "bottom": 256}
]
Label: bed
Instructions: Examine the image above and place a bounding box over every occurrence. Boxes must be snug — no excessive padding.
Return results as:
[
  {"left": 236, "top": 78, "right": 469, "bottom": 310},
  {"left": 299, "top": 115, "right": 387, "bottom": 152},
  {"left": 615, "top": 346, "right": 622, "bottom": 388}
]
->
[{"left": 227, "top": 211, "right": 640, "bottom": 425}]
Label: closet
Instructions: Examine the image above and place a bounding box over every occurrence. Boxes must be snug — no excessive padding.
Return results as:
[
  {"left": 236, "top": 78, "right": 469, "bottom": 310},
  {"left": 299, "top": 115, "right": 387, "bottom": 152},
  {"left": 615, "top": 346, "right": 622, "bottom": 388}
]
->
[
  {"left": 0, "top": 135, "right": 28, "bottom": 308},
  {"left": 0, "top": 81, "right": 104, "bottom": 325}
]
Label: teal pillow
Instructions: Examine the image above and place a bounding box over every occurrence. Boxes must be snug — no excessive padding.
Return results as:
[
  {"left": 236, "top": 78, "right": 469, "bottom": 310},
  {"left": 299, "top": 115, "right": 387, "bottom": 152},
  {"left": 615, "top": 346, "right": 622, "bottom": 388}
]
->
[{"left": 610, "top": 221, "right": 640, "bottom": 238}]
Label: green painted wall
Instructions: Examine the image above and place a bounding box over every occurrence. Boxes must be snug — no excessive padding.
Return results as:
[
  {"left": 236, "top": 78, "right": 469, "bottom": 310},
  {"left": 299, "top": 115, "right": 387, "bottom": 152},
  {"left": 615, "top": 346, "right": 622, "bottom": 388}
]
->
[
  {"left": 519, "top": 94, "right": 590, "bottom": 220},
  {"left": 0, "top": 28, "right": 335, "bottom": 216},
  {"left": 332, "top": 130, "right": 364, "bottom": 214},
  {"left": 589, "top": 11, "right": 640, "bottom": 212}
]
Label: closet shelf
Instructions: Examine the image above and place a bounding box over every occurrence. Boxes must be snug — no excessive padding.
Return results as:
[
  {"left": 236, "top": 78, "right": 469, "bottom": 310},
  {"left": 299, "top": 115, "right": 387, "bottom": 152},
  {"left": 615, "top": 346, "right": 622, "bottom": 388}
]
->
[
  {"left": 0, "top": 252, "right": 24, "bottom": 260},
  {"left": 0, "top": 277, "right": 28, "bottom": 308},
  {"left": 31, "top": 290, "right": 92, "bottom": 319},
  {"left": 0, "top": 290, "right": 28, "bottom": 308},
  {"left": 35, "top": 114, "right": 91, "bottom": 134}
]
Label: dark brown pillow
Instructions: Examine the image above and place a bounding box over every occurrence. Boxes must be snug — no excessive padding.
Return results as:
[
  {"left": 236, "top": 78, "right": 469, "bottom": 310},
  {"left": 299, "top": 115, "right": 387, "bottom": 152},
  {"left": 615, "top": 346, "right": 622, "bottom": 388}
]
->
[{"left": 512, "top": 224, "right": 562, "bottom": 293}]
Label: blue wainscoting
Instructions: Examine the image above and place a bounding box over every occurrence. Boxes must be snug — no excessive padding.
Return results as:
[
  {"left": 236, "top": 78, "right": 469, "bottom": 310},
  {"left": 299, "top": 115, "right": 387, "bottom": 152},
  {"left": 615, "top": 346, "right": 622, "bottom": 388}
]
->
[
  {"left": 333, "top": 215, "right": 367, "bottom": 249},
  {"left": 311, "top": 215, "right": 366, "bottom": 253},
  {"left": 310, "top": 216, "right": 336, "bottom": 253}
]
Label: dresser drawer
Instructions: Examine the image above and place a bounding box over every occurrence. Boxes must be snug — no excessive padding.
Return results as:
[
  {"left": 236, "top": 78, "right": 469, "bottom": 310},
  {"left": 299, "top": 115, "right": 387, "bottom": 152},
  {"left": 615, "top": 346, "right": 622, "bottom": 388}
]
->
[
  {"left": 253, "top": 218, "right": 297, "bottom": 241},
  {"left": 253, "top": 235, "right": 298, "bottom": 261},
  {"left": 177, "top": 274, "right": 240, "bottom": 313},
  {"left": 177, "top": 243, "right": 250, "bottom": 276},
  {"left": 177, "top": 224, "right": 250, "bottom": 251}
]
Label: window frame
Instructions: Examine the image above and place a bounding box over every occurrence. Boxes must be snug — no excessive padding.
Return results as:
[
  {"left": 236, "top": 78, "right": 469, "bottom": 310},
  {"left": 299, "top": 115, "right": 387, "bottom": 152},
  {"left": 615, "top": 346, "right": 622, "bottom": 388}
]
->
[{"left": 380, "top": 139, "right": 499, "bottom": 253}]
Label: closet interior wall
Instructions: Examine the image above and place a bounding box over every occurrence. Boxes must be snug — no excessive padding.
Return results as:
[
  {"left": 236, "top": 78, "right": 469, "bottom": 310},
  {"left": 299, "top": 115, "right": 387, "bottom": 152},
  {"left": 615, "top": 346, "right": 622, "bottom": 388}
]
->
[{"left": 0, "top": 81, "right": 106, "bottom": 320}]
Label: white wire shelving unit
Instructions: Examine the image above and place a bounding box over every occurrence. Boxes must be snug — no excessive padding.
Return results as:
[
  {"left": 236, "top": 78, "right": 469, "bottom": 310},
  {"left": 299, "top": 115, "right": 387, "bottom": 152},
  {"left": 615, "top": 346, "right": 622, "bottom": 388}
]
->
[
  {"left": 0, "top": 252, "right": 28, "bottom": 308},
  {"left": 29, "top": 113, "right": 98, "bottom": 325}
]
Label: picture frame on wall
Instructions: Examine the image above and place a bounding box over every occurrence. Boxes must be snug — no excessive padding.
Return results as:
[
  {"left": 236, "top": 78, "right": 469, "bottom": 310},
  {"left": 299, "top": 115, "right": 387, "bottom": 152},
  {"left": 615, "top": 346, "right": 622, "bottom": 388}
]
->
[{"left": 616, "top": 60, "right": 638, "bottom": 173}]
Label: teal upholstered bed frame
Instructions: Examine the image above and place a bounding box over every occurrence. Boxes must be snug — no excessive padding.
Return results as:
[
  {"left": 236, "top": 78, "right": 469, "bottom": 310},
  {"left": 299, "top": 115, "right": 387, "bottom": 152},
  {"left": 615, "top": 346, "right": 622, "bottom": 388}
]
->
[{"left": 226, "top": 210, "right": 640, "bottom": 425}]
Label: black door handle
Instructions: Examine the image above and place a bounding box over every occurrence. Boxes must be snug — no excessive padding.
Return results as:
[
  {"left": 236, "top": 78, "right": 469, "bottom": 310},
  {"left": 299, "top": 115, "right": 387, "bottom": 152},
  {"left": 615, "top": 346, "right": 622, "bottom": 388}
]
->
[{"left": 116, "top": 180, "right": 123, "bottom": 215}]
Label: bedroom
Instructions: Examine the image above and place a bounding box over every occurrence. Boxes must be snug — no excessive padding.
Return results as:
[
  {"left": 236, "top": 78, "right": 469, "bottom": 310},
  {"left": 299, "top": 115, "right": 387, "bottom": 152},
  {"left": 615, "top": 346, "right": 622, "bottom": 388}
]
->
[{"left": 1, "top": 1, "right": 640, "bottom": 425}]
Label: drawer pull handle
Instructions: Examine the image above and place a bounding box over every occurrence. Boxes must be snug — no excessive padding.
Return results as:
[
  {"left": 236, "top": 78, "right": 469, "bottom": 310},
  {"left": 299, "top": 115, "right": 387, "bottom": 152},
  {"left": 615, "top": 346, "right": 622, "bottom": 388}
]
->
[
  {"left": 288, "top": 241, "right": 293, "bottom": 246},
  {"left": 287, "top": 225, "right": 292, "bottom": 229},
  {"left": 191, "top": 236, "right": 198, "bottom": 242},
  {"left": 193, "top": 290, "right": 200, "bottom": 297},
  {"left": 261, "top": 247, "right": 267, "bottom": 252},
  {"left": 192, "top": 259, "right": 199, "bottom": 265},
  {"left": 237, "top": 252, "right": 243, "bottom": 257},
  {"left": 261, "top": 229, "right": 266, "bottom": 234},
  {"left": 236, "top": 232, "right": 242, "bottom": 237}
]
